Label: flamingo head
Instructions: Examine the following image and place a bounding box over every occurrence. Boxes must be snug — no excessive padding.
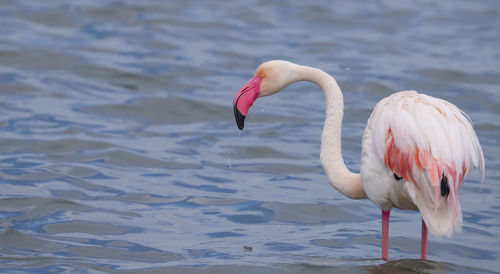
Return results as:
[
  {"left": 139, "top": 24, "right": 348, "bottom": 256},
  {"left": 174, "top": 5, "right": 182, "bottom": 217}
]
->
[{"left": 233, "top": 60, "right": 299, "bottom": 130}]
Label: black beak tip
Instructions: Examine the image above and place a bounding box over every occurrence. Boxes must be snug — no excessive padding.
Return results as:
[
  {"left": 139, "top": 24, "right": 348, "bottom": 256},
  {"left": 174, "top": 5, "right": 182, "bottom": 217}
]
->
[{"left": 233, "top": 104, "right": 245, "bottom": 130}]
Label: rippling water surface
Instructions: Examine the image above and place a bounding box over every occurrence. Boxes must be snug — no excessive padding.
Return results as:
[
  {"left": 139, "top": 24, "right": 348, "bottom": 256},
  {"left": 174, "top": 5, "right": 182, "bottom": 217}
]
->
[{"left": 1, "top": 0, "right": 499, "bottom": 273}]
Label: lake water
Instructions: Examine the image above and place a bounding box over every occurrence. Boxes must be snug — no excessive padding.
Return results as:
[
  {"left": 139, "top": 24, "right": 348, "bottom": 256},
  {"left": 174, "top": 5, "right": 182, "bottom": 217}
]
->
[{"left": 0, "top": 0, "right": 499, "bottom": 273}]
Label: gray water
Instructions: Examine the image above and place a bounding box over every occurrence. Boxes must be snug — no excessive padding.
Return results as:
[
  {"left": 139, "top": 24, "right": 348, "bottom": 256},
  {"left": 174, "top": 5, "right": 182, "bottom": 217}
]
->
[{"left": 0, "top": 0, "right": 499, "bottom": 273}]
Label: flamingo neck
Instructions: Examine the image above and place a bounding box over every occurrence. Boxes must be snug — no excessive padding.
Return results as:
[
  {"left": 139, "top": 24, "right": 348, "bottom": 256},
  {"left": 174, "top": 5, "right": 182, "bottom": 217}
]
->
[{"left": 298, "top": 65, "right": 367, "bottom": 199}]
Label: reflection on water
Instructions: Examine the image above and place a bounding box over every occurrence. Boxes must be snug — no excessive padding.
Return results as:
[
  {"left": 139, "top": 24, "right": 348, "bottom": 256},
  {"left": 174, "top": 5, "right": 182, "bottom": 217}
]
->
[{"left": 0, "top": 0, "right": 499, "bottom": 272}]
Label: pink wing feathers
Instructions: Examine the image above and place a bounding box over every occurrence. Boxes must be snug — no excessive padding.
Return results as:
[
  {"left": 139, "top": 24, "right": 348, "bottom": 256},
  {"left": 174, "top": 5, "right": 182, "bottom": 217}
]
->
[{"left": 370, "top": 91, "right": 484, "bottom": 236}]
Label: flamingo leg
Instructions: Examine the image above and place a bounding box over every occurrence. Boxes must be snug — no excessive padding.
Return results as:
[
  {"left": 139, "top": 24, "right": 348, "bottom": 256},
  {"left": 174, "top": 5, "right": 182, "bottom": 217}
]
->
[
  {"left": 421, "top": 218, "right": 428, "bottom": 260},
  {"left": 382, "top": 209, "right": 390, "bottom": 261}
]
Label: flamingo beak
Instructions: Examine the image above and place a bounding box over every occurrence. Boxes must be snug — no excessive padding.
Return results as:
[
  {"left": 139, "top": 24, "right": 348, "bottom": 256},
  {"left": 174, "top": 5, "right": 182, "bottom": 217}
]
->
[{"left": 233, "top": 75, "right": 262, "bottom": 130}]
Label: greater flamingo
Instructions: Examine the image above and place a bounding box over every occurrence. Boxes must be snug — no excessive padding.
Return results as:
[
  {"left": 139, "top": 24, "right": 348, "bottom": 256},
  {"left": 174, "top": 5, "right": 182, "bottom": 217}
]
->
[{"left": 232, "top": 60, "right": 484, "bottom": 260}]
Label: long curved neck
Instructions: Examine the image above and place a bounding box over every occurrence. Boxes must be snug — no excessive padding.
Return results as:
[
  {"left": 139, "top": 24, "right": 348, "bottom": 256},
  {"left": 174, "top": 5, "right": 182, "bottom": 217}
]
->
[{"left": 298, "top": 65, "right": 367, "bottom": 199}]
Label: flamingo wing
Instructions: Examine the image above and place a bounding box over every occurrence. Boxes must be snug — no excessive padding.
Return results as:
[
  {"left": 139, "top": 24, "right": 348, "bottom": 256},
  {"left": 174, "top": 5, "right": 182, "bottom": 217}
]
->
[{"left": 369, "top": 91, "right": 484, "bottom": 236}]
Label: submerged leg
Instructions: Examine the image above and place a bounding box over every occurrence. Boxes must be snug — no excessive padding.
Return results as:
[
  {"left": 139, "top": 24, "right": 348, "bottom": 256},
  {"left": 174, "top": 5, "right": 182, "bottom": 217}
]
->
[
  {"left": 382, "top": 209, "right": 390, "bottom": 261},
  {"left": 421, "top": 219, "right": 428, "bottom": 260}
]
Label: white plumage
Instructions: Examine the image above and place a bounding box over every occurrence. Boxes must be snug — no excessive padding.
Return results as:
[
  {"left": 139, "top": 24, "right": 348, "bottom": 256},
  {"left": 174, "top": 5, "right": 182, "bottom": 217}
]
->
[{"left": 361, "top": 90, "right": 484, "bottom": 236}]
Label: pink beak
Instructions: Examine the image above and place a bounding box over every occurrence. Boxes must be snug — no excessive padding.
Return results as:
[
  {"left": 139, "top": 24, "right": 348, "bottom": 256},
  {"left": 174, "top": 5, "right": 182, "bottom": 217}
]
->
[{"left": 233, "top": 75, "right": 262, "bottom": 130}]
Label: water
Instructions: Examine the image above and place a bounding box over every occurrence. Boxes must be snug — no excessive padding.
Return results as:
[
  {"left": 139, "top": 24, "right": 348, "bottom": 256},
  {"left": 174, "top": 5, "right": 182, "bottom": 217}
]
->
[{"left": 0, "top": 0, "right": 499, "bottom": 272}]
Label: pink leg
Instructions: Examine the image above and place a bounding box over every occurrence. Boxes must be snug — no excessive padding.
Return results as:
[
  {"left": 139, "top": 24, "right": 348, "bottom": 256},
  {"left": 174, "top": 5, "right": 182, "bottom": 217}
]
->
[
  {"left": 382, "top": 209, "right": 390, "bottom": 261},
  {"left": 421, "top": 219, "right": 428, "bottom": 260}
]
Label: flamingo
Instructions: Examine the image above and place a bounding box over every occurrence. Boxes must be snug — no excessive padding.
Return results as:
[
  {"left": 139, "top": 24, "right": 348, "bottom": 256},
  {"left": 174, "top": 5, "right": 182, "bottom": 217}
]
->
[{"left": 232, "top": 60, "right": 484, "bottom": 260}]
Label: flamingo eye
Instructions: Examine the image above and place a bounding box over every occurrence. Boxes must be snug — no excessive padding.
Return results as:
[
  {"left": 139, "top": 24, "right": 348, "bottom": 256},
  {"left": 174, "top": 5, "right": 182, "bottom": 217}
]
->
[{"left": 259, "top": 72, "right": 265, "bottom": 78}]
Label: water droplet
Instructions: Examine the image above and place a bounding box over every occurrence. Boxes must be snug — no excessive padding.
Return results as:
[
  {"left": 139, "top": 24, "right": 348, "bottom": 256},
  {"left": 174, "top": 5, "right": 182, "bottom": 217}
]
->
[{"left": 226, "top": 151, "right": 233, "bottom": 169}]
